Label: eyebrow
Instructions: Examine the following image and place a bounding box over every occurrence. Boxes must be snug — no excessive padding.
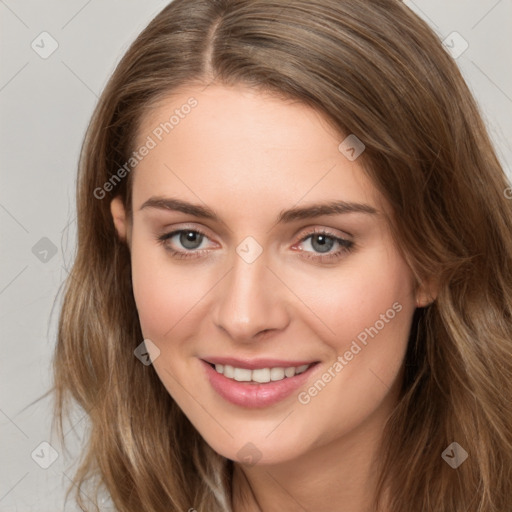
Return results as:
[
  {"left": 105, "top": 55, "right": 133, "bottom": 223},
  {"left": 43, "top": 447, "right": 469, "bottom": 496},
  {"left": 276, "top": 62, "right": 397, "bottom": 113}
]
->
[{"left": 139, "top": 196, "right": 378, "bottom": 223}]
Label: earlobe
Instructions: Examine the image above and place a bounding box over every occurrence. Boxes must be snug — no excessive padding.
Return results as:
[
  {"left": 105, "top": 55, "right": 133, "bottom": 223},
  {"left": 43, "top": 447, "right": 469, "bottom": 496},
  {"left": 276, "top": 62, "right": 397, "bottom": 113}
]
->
[
  {"left": 110, "top": 196, "right": 128, "bottom": 242},
  {"left": 415, "top": 276, "right": 439, "bottom": 308}
]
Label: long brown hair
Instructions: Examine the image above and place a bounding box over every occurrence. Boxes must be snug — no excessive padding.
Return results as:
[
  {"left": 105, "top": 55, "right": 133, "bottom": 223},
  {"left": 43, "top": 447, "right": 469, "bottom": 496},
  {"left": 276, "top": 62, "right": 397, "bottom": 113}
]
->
[{"left": 53, "top": 0, "right": 512, "bottom": 510}]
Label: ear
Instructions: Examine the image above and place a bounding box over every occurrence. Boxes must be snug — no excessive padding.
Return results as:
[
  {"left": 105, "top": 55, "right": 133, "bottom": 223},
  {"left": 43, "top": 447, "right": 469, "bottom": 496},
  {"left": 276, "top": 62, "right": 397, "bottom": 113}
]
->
[
  {"left": 415, "top": 275, "right": 439, "bottom": 308},
  {"left": 110, "top": 196, "right": 131, "bottom": 245}
]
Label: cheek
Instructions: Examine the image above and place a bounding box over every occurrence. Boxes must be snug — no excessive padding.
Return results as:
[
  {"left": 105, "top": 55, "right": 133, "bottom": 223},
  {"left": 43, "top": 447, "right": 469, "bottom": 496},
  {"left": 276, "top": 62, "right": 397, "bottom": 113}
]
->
[
  {"left": 303, "top": 243, "right": 414, "bottom": 353},
  {"left": 130, "top": 234, "right": 208, "bottom": 341},
  {"left": 295, "top": 250, "right": 415, "bottom": 432},
  {"left": 296, "top": 245, "right": 415, "bottom": 402}
]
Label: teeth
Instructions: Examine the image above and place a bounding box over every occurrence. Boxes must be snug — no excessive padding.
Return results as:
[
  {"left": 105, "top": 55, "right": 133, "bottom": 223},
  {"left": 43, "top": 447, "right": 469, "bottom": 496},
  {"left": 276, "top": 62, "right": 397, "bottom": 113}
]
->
[
  {"left": 296, "top": 364, "right": 309, "bottom": 374},
  {"left": 223, "top": 364, "right": 234, "bottom": 378},
  {"left": 284, "top": 367, "right": 295, "bottom": 377},
  {"left": 270, "top": 367, "right": 285, "bottom": 381},
  {"left": 252, "top": 368, "right": 270, "bottom": 383},
  {"left": 233, "top": 368, "right": 252, "bottom": 382},
  {"left": 213, "top": 363, "right": 312, "bottom": 382}
]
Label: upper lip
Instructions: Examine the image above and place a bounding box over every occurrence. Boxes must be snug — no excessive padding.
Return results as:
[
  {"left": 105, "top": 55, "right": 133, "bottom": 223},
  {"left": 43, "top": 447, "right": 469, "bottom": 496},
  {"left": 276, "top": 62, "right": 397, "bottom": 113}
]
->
[{"left": 202, "top": 356, "right": 318, "bottom": 370}]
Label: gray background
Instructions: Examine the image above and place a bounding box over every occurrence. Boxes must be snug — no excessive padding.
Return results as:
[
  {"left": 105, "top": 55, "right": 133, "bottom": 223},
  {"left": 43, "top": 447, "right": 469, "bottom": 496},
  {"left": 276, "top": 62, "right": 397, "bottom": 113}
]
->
[{"left": 1, "top": 1, "right": 511, "bottom": 510}]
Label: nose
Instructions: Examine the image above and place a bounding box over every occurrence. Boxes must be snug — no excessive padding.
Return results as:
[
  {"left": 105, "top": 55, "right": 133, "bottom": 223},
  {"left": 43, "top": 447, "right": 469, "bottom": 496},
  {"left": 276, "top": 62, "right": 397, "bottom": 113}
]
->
[{"left": 212, "top": 248, "right": 290, "bottom": 343}]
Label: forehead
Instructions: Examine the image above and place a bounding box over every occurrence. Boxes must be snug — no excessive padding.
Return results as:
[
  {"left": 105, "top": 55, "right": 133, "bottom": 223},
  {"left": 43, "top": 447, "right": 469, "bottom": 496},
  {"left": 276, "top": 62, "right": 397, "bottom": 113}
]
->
[{"left": 131, "top": 83, "right": 383, "bottom": 216}]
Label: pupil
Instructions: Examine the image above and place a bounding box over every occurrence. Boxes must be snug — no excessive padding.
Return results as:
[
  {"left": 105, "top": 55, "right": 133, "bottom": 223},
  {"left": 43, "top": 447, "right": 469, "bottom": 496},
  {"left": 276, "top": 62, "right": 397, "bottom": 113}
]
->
[
  {"left": 312, "top": 234, "right": 333, "bottom": 253},
  {"left": 181, "top": 231, "right": 202, "bottom": 249}
]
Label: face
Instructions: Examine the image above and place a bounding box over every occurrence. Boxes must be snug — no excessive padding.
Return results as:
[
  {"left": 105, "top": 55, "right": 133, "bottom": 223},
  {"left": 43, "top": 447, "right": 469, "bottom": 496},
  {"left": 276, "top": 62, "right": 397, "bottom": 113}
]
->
[{"left": 111, "top": 83, "right": 425, "bottom": 466}]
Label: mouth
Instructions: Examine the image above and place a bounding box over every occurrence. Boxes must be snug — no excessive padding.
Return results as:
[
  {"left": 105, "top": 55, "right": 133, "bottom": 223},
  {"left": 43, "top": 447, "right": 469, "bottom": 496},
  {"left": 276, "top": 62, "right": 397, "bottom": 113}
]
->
[
  {"left": 200, "top": 358, "right": 321, "bottom": 408},
  {"left": 204, "top": 360, "right": 315, "bottom": 384}
]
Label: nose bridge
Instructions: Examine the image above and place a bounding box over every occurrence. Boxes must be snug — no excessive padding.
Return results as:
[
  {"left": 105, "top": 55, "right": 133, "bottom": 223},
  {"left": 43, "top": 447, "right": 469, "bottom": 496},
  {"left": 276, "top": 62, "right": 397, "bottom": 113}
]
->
[{"left": 213, "top": 239, "right": 288, "bottom": 340}]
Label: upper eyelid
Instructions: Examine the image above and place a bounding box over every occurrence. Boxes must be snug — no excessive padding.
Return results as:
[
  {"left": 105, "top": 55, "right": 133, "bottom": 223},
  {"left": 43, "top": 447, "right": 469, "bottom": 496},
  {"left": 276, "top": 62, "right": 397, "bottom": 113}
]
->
[
  {"left": 296, "top": 225, "right": 353, "bottom": 240},
  {"left": 159, "top": 221, "right": 352, "bottom": 239}
]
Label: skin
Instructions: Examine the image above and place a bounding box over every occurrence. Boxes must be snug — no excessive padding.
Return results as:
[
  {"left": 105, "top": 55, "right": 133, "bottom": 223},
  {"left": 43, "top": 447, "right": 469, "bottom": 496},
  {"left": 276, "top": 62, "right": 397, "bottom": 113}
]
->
[{"left": 111, "top": 83, "right": 436, "bottom": 512}]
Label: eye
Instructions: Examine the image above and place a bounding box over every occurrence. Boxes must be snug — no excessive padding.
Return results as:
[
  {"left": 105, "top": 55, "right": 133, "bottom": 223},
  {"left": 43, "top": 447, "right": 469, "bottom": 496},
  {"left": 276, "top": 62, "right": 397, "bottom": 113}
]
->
[
  {"left": 157, "top": 228, "right": 214, "bottom": 259},
  {"left": 295, "top": 228, "right": 354, "bottom": 263},
  {"left": 156, "top": 226, "right": 355, "bottom": 263}
]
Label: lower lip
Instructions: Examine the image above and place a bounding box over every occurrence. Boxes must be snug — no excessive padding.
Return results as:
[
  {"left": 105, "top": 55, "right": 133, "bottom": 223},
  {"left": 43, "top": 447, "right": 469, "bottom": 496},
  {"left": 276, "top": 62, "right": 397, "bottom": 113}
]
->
[{"left": 200, "top": 359, "right": 319, "bottom": 408}]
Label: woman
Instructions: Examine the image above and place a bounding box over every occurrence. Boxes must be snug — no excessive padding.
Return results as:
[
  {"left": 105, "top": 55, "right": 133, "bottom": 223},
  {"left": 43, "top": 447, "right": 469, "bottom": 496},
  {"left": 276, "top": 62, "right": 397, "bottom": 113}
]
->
[{"left": 53, "top": 0, "right": 512, "bottom": 511}]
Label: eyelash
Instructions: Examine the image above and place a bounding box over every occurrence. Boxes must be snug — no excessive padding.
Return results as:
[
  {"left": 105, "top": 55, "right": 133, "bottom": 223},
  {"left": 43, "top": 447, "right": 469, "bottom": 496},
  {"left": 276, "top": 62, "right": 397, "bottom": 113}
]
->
[{"left": 156, "top": 227, "right": 354, "bottom": 263}]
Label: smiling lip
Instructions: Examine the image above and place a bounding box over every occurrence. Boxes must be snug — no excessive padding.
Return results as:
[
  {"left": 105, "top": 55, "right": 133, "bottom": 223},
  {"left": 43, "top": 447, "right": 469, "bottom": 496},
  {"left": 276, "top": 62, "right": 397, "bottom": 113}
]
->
[
  {"left": 200, "top": 358, "right": 320, "bottom": 408},
  {"left": 203, "top": 356, "right": 317, "bottom": 370}
]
